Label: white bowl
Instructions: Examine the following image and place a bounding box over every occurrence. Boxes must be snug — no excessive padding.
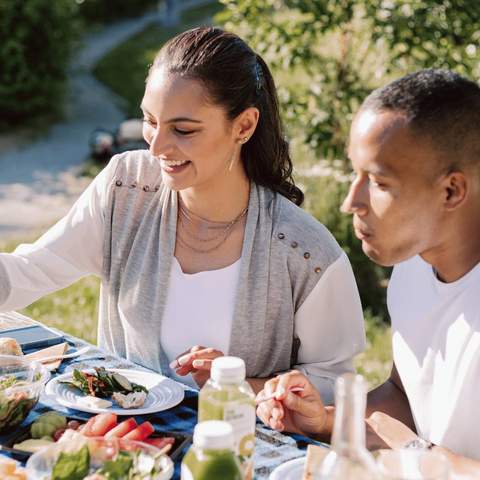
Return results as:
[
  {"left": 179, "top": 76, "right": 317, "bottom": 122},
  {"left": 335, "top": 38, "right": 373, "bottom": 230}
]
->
[{"left": 26, "top": 436, "right": 174, "bottom": 480}]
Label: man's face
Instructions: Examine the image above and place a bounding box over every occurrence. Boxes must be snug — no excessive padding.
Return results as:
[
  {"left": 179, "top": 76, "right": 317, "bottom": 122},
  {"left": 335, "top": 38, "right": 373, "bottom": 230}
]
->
[{"left": 342, "top": 109, "right": 446, "bottom": 266}]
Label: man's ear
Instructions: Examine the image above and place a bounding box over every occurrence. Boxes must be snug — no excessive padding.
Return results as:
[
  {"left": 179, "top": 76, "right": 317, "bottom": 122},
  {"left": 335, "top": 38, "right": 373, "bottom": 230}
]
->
[{"left": 442, "top": 171, "right": 468, "bottom": 211}]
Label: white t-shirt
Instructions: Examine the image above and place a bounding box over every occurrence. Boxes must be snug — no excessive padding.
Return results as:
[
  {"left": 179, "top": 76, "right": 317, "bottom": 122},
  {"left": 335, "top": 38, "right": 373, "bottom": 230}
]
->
[
  {"left": 162, "top": 257, "right": 241, "bottom": 387},
  {"left": 388, "top": 255, "right": 480, "bottom": 459}
]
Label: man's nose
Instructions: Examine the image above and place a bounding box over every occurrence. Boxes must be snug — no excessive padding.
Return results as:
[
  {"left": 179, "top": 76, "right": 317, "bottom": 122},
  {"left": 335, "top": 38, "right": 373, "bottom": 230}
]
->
[{"left": 341, "top": 178, "right": 368, "bottom": 216}]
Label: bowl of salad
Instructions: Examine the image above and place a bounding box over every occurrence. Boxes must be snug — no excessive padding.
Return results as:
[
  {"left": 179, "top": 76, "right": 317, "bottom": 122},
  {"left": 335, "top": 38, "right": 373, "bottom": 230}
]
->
[
  {"left": 26, "top": 432, "right": 174, "bottom": 480},
  {"left": 0, "top": 355, "right": 50, "bottom": 433}
]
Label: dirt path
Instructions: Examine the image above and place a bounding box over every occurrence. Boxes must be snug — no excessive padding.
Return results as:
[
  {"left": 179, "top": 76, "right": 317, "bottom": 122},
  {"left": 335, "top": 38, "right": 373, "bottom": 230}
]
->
[{"left": 0, "top": 0, "right": 211, "bottom": 239}]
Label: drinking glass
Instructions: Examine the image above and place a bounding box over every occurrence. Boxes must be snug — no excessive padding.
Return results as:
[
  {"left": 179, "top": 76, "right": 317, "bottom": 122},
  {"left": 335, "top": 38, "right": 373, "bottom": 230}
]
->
[{"left": 376, "top": 449, "right": 450, "bottom": 480}]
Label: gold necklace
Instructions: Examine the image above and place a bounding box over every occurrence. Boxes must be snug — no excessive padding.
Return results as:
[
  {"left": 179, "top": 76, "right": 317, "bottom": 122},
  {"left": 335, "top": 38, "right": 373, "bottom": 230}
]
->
[{"left": 177, "top": 198, "right": 248, "bottom": 253}]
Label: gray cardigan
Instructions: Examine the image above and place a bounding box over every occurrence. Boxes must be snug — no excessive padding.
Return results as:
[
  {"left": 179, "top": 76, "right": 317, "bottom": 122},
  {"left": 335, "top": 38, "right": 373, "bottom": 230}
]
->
[
  {"left": 0, "top": 150, "right": 364, "bottom": 400},
  {"left": 100, "top": 152, "right": 359, "bottom": 381}
]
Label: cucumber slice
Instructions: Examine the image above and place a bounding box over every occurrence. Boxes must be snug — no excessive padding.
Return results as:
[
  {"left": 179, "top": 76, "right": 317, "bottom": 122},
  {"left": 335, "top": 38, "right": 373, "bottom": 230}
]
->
[{"left": 112, "top": 373, "right": 132, "bottom": 392}]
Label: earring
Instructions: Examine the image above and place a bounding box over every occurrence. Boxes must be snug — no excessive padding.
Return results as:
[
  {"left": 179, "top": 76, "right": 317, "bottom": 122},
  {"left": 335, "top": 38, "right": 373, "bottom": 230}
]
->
[{"left": 239, "top": 137, "right": 249, "bottom": 144}]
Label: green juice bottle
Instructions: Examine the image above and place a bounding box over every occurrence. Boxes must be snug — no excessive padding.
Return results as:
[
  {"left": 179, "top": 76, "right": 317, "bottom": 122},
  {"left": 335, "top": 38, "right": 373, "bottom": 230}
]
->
[
  {"left": 181, "top": 421, "right": 242, "bottom": 480},
  {"left": 198, "top": 356, "right": 256, "bottom": 480}
]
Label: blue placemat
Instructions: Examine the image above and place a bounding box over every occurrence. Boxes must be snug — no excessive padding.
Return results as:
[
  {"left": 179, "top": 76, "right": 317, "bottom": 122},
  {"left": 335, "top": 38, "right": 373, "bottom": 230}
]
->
[{"left": 0, "top": 334, "right": 323, "bottom": 479}]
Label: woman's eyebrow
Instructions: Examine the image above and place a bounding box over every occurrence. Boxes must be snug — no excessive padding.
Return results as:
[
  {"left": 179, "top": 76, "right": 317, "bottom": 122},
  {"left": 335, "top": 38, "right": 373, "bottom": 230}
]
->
[
  {"left": 165, "top": 117, "right": 203, "bottom": 124},
  {"left": 140, "top": 106, "right": 203, "bottom": 124}
]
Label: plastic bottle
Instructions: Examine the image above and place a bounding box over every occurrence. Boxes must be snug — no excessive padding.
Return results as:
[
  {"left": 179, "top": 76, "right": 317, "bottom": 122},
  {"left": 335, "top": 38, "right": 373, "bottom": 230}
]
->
[
  {"left": 198, "top": 356, "right": 255, "bottom": 479},
  {"left": 181, "top": 420, "right": 242, "bottom": 480},
  {"left": 314, "top": 373, "right": 378, "bottom": 479}
]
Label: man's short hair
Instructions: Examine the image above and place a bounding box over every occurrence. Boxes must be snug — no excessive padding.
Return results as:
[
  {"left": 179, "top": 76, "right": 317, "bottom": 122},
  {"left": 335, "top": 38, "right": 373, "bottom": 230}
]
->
[{"left": 361, "top": 69, "right": 480, "bottom": 173}]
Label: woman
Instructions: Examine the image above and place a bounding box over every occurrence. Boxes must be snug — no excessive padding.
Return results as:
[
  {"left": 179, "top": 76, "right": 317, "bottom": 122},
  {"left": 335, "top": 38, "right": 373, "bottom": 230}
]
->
[{"left": 0, "top": 27, "right": 364, "bottom": 400}]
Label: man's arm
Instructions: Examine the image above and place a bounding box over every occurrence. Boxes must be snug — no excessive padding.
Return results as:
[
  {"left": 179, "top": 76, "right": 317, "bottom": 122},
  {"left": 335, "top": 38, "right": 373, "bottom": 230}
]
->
[{"left": 367, "top": 363, "right": 416, "bottom": 430}]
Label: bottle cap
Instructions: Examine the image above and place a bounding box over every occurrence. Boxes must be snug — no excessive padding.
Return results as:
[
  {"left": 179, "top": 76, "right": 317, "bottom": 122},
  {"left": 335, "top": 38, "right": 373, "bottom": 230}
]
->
[
  {"left": 211, "top": 356, "right": 246, "bottom": 384},
  {"left": 193, "top": 421, "right": 234, "bottom": 450}
]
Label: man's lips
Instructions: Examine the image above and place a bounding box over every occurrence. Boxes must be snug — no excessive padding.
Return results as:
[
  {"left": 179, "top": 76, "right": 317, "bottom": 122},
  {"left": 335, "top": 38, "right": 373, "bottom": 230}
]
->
[{"left": 353, "top": 223, "right": 373, "bottom": 240}]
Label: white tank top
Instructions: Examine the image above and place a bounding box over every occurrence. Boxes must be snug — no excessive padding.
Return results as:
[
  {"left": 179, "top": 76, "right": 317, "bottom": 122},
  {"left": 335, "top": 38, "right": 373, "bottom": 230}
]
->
[{"left": 161, "top": 257, "right": 241, "bottom": 388}]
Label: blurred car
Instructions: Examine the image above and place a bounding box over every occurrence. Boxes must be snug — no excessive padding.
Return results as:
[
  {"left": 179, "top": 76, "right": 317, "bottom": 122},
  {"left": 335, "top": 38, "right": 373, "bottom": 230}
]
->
[{"left": 89, "top": 119, "right": 148, "bottom": 161}]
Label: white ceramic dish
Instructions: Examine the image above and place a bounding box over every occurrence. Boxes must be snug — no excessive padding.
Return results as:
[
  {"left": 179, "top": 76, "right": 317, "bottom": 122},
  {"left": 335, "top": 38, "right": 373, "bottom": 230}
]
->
[
  {"left": 45, "top": 368, "right": 184, "bottom": 415},
  {"left": 269, "top": 457, "right": 305, "bottom": 480},
  {"left": 26, "top": 436, "right": 174, "bottom": 480}
]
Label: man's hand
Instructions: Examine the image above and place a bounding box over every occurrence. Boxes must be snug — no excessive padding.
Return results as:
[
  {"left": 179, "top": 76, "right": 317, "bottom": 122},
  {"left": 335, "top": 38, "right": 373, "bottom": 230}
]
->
[
  {"left": 170, "top": 345, "right": 224, "bottom": 388},
  {"left": 256, "top": 370, "right": 331, "bottom": 438}
]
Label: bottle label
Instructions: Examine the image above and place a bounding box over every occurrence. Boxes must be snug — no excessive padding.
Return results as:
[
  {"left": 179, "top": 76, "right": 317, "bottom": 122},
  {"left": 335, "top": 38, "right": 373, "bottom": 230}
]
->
[{"left": 223, "top": 401, "right": 255, "bottom": 479}]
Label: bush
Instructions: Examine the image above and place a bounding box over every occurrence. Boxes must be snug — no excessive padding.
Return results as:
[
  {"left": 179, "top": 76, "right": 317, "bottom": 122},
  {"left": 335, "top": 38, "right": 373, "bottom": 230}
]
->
[
  {"left": 0, "top": 0, "right": 79, "bottom": 128},
  {"left": 76, "top": 0, "right": 158, "bottom": 24},
  {"left": 300, "top": 173, "right": 390, "bottom": 321}
]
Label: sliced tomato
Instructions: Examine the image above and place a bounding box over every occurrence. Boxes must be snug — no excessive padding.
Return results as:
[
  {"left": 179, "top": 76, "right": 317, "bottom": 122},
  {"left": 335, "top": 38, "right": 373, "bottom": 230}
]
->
[
  {"left": 82, "top": 413, "right": 118, "bottom": 437},
  {"left": 122, "top": 421, "right": 154, "bottom": 441},
  {"left": 144, "top": 437, "right": 175, "bottom": 450},
  {"left": 105, "top": 418, "right": 138, "bottom": 438}
]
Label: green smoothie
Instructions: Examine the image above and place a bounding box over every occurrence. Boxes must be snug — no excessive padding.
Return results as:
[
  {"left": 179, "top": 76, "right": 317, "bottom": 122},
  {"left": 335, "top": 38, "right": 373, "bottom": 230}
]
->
[
  {"left": 181, "top": 421, "right": 242, "bottom": 480},
  {"left": 198, "top": 357, "right": 256, "bottom": 479}
]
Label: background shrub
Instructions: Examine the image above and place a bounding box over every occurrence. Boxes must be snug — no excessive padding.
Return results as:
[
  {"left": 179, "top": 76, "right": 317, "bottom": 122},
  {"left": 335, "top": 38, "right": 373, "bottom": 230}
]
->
[
  {"left": 75, "top": 0, "right": 158, "bottom": 25},
  {"left": 0, "top": 0, "right": 79, "bottom": 129}
]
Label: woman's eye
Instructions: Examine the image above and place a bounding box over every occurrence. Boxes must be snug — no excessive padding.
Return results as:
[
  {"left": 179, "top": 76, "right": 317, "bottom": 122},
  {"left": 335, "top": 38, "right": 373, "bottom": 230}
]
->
[
  {"left": 174, "top": 127, "right": 194, "bottom": 135},
  {"left": 174, "top": 128, "right": 195, "bottom": 136},
  {"left": 143, "top": 118, "right": 156, "bottom": 127}
]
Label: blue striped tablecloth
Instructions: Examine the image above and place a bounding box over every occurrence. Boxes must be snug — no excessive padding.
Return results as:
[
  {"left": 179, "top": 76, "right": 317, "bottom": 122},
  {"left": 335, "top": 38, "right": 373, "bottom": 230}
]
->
[{"left": 0, "top": 333, "right": 322, "bottom": 479}]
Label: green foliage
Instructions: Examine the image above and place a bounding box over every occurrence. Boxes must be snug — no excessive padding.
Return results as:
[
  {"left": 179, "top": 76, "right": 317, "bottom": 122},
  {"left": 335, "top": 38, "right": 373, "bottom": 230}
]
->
[
  {"left": 355, "top": 309, "right": 392, "bottom": 389},
  {"left": 0, "top": 0, "right": 79, "bottom": 129},
  {"left": 93, "top": 1, "right": 223, "bottom": 118},
  {"left": 301, "top": 173, "right": 390, "bottom": 320},
  {"left": 75, "top": 0, "right": 157, "bottom": 25},
  {"left": 219, "top": 0, "right": 480, "bottom": 162}
]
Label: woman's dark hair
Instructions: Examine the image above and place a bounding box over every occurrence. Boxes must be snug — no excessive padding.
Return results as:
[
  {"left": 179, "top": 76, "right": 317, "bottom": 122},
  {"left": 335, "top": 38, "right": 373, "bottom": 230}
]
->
[{"left": 149, "top": 27, "right": 304, "bottom": 206}]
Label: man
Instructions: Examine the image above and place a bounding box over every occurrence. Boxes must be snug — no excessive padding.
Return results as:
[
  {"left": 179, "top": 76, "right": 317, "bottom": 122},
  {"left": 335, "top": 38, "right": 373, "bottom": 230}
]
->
[{"left": 257, "top": 69, "right": 480, "bottom": 475}]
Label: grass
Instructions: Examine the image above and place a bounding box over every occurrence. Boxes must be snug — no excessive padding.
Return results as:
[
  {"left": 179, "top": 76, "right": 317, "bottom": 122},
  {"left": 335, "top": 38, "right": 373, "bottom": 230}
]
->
[
  {"left": 0, "top": 239, "right": 100, "bottom": 345},
  {"left": 1, "top": 235, "right": 391, "bottom": 388},
  {"left": 0, "top": 0, "right": 392, "bottom": 389},
  {"left": 93, "top": 1, "right": 223, "bottom": 118}
]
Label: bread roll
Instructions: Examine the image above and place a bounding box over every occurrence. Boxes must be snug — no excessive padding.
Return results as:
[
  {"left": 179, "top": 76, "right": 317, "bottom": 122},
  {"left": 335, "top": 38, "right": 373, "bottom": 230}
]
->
[{"left": 0, "top": 338, "right": 23, "bottom": 356}]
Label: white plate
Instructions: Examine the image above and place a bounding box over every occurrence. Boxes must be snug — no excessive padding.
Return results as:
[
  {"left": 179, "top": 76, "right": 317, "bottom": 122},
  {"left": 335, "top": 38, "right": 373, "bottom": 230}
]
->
[
  {"left": 45, "top": 368, "right": 185, "bottom": 415},
  {"left": 269, "top": 457, "right": 305, "bottom": 480}
]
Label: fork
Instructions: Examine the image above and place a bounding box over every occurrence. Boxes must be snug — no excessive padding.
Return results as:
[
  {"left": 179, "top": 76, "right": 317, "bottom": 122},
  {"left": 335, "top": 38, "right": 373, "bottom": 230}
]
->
[{"left": 33, "top": 345, "right": 93, "bottom": 364}]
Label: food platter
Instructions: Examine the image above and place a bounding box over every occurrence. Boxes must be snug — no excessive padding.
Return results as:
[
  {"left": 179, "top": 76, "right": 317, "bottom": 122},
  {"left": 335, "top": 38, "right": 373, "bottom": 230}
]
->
[{"left": 45, "top": 368, "right": 185, "bottom": 415}]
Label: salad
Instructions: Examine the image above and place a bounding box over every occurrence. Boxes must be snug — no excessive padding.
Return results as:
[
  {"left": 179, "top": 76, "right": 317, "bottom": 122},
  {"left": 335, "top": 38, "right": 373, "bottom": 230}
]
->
[
  {"left": 26, "top": 433, "right": 173, "bottom": 480},
  {"left": 62, "top": 368, "right": 148, "bottom": 409},
  {"left": 0, "top": 373, "right": 40, "bottom": 432}
]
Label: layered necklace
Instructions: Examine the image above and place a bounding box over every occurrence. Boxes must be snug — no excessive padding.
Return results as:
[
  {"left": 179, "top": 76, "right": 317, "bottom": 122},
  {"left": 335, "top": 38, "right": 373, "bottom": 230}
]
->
[{"left": 177, "top": 196, "right": 248, "bottom": 254}]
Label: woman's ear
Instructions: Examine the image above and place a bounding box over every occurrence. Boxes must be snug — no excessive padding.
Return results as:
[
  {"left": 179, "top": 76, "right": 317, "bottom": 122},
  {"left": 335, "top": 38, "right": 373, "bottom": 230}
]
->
[
  {"left": 442, "top": 171, "right": 468, "bottom": 211},
  {"left": 234, "top": 107, "right": 260, "bottom": 142}
]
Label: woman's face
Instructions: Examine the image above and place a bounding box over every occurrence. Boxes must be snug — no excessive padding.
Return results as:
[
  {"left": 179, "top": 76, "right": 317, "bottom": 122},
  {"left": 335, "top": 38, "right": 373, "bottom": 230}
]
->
[{"left": 141, "top": 67, "right": 242, "bottom": 192}]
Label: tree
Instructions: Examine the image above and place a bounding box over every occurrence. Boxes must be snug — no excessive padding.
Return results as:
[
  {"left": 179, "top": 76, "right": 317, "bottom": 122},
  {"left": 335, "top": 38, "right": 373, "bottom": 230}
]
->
[
  {"left": 219, "top": 0, "right": 480, "bottom": 162},
  {"left": 0, "top": 0, "right": 79, "bottom": 129},
  {"left": 218, "top": 0, "right": 480, "bottom": 319}
]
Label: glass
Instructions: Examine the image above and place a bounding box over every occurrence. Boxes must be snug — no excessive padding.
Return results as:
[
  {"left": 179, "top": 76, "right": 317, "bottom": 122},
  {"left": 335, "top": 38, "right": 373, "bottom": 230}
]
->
[
  {"left": 26, "top": 436, "right": 174, "bottom": 480},
  {"left": 376, "top": 449, "right": 450, "bottom": 480},
  {"left": 0, "top": 355, "right": 50, "bottom": 433},
  {"left": 314, "top": 373, "right": 378, "bottom": 479}
]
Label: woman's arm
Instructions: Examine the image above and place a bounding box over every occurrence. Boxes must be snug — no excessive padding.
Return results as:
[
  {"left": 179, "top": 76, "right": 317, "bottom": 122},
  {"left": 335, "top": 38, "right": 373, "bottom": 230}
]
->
[
  {"left": 0, "top": 157, "right": 119, "bottom": 311},
  {"left": 291, "top": 252, "right": 366, "bottom": 405}
]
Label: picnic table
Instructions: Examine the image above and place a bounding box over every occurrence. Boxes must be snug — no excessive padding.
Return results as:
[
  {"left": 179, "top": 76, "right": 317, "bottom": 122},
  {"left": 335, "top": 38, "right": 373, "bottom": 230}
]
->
[{"left": 0, "top": 324, "right": 320, "bottom": 479}]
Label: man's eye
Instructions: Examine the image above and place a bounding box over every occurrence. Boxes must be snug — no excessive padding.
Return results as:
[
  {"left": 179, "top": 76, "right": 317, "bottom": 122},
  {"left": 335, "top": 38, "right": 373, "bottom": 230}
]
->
[{"left": 175, "top": 128, "right": 195, "bottom": 135}]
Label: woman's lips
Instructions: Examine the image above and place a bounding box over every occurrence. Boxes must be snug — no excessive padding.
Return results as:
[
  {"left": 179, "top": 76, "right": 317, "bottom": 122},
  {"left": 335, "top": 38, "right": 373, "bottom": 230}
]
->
[{"left": 161, "top": 160, "right": 191, "bottom": 174}]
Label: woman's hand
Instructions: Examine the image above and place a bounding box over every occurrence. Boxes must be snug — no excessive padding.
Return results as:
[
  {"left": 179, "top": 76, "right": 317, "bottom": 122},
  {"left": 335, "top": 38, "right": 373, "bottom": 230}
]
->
[
  {"left": 256, "top": 370, "right": 329, "bottom": 438},
  {"left": 170, "top": 345, "right": 224, "bottom": 388}
]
